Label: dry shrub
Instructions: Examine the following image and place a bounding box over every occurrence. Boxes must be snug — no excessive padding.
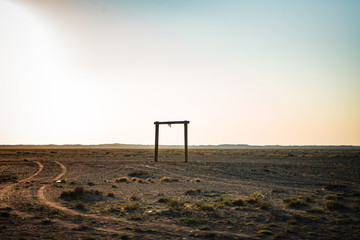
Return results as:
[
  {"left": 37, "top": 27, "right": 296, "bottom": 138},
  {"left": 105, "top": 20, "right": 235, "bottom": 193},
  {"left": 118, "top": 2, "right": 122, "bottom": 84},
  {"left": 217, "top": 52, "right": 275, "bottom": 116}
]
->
[
  {"left": 168, "top": 199, "right": 185, "bottom": 211},
  {"left": 60, "top": 187, "right": 84, "bottom": 200},
  {"left": 259, "top": 201, "right": 272, "bottom": 210},
  {"left": 124, "top": 203, "right": 141, "bottom": 211},
  {"left": 114, "top": 177, "right": 128, "bottom": 183},
  {"left": 160, "top": 177, "right": 179, "bottom": 182},
  {"left": 283, "top": 196, "right": 309, "bottom": 208},
  {"left": 107, "top": 192, "right": 115, "bottom": 198},
  {"left": 185, "top": 189, "right": 201, "bottom": 195},
  {"left": 128, "top": 195, "right": 139, "bottom": 201},
  {"left": 246, "top": 192, "right": 263, "bottom": 204},
  {"left": 157, "top": 197, "right": 171, "bottom": 203},
  {"left": 193, "top": 201, "right": 214, "bottom": 212},
  {"left": 231, "top": 198, "right": 244, "bottom": 206}
]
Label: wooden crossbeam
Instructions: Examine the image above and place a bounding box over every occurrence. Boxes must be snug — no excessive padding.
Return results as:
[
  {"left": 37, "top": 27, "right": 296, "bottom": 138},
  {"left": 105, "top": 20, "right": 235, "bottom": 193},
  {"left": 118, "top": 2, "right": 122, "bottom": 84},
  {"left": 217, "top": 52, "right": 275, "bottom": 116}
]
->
[{"left": 154, "top": 121, "right": 190, "bottom": 125}]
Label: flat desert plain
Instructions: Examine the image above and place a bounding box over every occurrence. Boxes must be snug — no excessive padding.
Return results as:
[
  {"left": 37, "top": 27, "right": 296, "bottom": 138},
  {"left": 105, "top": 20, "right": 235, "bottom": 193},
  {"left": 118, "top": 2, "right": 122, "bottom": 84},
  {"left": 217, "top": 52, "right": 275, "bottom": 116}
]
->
[{"left": 1, "top": 147, "right": 360, "bottom": 239}]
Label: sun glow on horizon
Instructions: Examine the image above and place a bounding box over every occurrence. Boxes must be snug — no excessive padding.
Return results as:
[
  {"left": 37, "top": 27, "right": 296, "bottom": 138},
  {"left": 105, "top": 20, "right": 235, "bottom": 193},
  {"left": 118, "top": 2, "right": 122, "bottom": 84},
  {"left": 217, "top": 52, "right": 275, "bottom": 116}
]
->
[{"left": 1, "top": 0, "right": 359, "bottom": 146}]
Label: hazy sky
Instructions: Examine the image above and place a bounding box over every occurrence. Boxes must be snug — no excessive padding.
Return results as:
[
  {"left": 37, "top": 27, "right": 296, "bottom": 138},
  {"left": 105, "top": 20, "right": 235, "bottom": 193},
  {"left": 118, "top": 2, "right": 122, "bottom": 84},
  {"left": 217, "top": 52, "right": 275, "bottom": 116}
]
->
[{"left": 1, "top": 0, "right": 359, "bottom": 145}]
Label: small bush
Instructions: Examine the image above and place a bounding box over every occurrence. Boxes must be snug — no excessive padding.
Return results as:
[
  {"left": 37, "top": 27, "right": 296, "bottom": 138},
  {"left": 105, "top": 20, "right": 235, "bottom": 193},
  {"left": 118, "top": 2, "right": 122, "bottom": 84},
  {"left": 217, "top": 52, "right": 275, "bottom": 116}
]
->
[
  {"left": 128, "top": 195, "right": 139, "bottom": 201},
  {"left": 87, "top": 189, "right": 102, "bottom": 196},
  {"left": 193, "top": 201, "right": 214, "bottom": 212},
  {"left": 168, "top": 199, "right": 185, "bottom": 211},
  {"left": 60, "top": 187, "right": 84, "bottom": 200},
  {"left": 185, "top": 189, "right": 201, "bottom": 195},
  {"left": 108, "top": 206, "right": 121, "bottom": 213},
  {"left": 158, "top": 197, "right": 171, "bottom": 203},
  {"left": 74, "top": 202, "right": 85, "bottom": 210},
  {"left": 107, "top": 192, "right": 115, "bottom": 198},
  {"left": 283, "top": 196, "right": 308, "bottom": 208},
  {"left": 231, "top": 198, "right": 244, "bottom": 206},
  {"left": 128, "top": 213, "right": 143, "bottom": 221},
  {"left": 160, "top": 177, "right": 179, "bottom": 182},
  {"left": 257, "top": 230, "right": 273, "bottom": 235},
  {"left": 74, "top": 187, "right": 84, "bottom": 195},
  {"left": 246, "top": 192, "right": 263, "bottom": 204},
  {"left": 303, "top": 195, "right": 313, "bottom": 203},
  {"left": 124, "top": 203, "right": 141, "bottom": 211},
  {"left": 60, "top": 190, "right": 78, "bottom": 200},
  {"left": 259, "top": 201, "right": 272, "bottom": 210},
  {"left": 114, "top": 177, "right": 128, "bottom": 183}
]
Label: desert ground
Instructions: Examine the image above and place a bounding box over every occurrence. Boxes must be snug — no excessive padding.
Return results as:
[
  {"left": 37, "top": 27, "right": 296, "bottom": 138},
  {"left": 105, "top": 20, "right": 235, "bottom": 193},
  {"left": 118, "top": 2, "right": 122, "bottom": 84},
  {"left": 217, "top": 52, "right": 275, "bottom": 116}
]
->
[{"left": 1, "top": 147, "right": 360, "bottom": 239}]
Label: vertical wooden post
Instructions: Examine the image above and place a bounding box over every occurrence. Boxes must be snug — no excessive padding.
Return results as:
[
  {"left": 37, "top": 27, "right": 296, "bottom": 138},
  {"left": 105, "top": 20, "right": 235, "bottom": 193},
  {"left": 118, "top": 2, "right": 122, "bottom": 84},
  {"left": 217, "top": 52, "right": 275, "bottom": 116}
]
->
[
  {"left": 154, "top": 122, "right": 159, "bottom": 162},
  {"left": 184, "top": 122, "right": 188, "bottom": 162}
]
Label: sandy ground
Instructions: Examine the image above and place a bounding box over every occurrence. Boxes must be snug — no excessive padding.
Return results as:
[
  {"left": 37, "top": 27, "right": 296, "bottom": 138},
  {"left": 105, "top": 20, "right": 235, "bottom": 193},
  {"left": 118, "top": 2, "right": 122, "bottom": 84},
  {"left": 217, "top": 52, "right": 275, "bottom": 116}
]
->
[{"left": 1, "top": 148, "right": 360, "bottom": 239}]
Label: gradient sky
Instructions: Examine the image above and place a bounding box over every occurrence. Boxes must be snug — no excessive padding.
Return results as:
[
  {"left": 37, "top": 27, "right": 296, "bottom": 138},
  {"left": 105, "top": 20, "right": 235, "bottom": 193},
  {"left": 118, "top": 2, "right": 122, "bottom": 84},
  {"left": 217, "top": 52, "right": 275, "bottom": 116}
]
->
[{"left": 1, "top": 0, "right": 359, "bottom": 145}]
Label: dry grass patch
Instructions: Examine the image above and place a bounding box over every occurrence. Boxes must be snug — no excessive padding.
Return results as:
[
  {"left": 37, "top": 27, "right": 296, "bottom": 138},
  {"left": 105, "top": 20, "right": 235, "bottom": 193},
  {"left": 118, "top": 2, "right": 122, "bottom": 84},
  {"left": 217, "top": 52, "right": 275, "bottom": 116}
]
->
[
  {"left": 185, "top": 189, "right": 201, "bottom": 195},
  {"left": 257, "top": 229, "right": 273, "bottom": 235},
  {"left": 124, "top": 202, "right": 141, "bottom": 211},
  {"left": 283, "top": 195, "right": 312, "bottom": 208},
  {"left": 160, "top": 176, "right": 179, "bottom": 182},
  {"left": 245, "top": 192, "right": 264, "bottom": 204},
  {"left": 114, "top": 177, "right": 128, "bottom": 183},
  {"left": 231, "top": 198, "right": 245, "bottom": 206},
  {"left": 193, "top": 201, "right": 215, "bottom": 212},
  {"left": 107, "top": 192, "right": 115, "bottom": 198},
  {"left": 169, "top": 199, "right": 186, "bottom": 211}
]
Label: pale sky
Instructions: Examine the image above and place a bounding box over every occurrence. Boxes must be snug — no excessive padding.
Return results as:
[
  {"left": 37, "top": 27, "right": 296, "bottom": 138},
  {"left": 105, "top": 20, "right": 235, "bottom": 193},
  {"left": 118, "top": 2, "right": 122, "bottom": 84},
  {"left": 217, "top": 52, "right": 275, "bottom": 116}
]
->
[{"left": 1, "top": 0, "right": 359, "bottom": 145}]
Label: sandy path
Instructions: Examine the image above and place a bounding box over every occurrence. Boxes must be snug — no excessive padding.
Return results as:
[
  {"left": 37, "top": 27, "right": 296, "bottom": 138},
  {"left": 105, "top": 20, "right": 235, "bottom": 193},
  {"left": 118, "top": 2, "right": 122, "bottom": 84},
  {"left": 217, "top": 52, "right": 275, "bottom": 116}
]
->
[
  {"left": 0, "top": 161, "right": 43, "bottom": 209},
  {"left": 36, "top": 160, "right": 257, "bottom": 239}
]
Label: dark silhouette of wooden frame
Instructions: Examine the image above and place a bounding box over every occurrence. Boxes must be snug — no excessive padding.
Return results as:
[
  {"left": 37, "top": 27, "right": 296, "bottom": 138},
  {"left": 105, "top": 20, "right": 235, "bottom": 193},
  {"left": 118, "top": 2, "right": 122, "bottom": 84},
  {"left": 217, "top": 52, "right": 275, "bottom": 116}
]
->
[{"left": 154, "top": 121, "right": 190, "bottom": 162}]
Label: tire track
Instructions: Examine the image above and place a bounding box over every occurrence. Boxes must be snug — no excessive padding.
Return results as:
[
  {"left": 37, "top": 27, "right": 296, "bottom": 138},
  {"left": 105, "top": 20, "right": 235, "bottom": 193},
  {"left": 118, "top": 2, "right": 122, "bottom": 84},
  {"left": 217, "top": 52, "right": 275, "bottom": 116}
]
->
[
  {"left": 0, "top": 161, "right": 43, "bottom": 209},
  {"left": 36, "top": 161, "right": 143, "bottom": 236},
  {"left": 37, "top": 161, "right": 256, "bottom": 239}
]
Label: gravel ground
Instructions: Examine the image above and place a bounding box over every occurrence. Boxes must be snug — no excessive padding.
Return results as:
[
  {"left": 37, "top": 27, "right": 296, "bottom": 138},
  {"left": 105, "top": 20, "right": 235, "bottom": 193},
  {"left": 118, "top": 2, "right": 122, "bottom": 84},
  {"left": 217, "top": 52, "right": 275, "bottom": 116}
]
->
[{"left": 1, "top": 148, "right": 360, "bottom": 239}]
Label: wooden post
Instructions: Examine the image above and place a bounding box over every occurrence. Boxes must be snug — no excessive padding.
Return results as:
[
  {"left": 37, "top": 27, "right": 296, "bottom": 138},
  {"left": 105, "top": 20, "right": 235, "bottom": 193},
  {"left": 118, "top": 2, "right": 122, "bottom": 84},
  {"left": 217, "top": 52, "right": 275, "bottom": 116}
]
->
[
  {"left": 184, "top": 121, "right": 188, "bottom": 162},
  {"left": 154, "top": 122, "right": 159, "bottom": 162}
]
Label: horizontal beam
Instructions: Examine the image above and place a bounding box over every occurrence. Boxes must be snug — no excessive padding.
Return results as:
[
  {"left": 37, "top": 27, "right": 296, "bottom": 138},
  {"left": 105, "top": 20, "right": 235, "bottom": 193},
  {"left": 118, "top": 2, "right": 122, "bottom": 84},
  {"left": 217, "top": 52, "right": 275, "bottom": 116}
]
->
[{"left": 154, "top": 121, "right": 190, "bottom": 125}]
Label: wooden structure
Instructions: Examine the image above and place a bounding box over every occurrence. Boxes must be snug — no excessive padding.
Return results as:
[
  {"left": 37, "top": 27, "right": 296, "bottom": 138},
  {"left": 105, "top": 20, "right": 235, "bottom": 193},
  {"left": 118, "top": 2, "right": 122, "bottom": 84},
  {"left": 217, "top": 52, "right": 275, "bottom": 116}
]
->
[{"left": 154, "top": 121, "right": 190, "bottom": 162}]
